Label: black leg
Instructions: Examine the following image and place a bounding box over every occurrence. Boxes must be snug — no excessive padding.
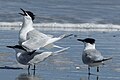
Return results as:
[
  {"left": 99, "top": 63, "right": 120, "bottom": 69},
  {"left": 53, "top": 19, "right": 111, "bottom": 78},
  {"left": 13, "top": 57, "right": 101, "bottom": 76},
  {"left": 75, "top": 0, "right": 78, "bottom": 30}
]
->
[
  {"left": 97, "top": 76, "right": 99, "bottom": 80},
  {"left": 28, "top": 65, "right": 30, "bottom": 70},
  {"left": 97, "top": 67, "right": 99, "bottom": 72},
  {"left": 33, "top": 65, "right": 35, "bottom": 70},
  {"left": 33, "top": 65, "right": 36, "bottom": 75},
  {"left": 88, "top": 66, "right": 90, "bottom": 75},
  {"left": 28, "top": 65, "right": 30, "bottom": 75}
]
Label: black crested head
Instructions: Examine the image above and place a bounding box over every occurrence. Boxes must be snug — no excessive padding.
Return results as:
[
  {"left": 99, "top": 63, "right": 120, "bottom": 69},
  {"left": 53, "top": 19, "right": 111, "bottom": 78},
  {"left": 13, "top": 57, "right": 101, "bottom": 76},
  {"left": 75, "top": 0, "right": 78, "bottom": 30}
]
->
[
  {"left": 77, "top": 38, "right": 95, "bottom": 44},
  {"left": 26, "top": 11, "right": 35, "bottom": 20},
  {"left": 84, "top": 38, "right": 95, "bottom": 44},
  {"left": 19, "top": 8, "right": 35, "bottom": 21}
]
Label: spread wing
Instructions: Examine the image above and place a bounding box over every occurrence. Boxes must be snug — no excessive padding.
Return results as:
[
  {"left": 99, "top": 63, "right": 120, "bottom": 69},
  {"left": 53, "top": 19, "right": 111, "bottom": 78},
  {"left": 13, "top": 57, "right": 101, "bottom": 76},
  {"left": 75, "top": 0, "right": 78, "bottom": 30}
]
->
[
  {"left": 22, "top": 30, "right": 50, "bottom": 52},
  {"left": 21, "top": 29, "right": 72, "bottom": 52}
]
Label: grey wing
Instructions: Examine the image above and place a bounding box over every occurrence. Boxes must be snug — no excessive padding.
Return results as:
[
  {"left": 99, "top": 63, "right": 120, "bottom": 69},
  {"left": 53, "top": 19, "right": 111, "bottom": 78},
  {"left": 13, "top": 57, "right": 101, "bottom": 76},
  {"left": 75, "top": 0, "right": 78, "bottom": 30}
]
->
[
  {"left": 27, "top": 30, "right": 49, "bottom": 39},
  {"left": 29, "top": 52, "right": 52, "bottom": 64},
  {"left": 82, "top": 50, "right": 104, "bottom": 64},
  {"left": 22, "top": 30, "right": 50, "bottom": 52}
]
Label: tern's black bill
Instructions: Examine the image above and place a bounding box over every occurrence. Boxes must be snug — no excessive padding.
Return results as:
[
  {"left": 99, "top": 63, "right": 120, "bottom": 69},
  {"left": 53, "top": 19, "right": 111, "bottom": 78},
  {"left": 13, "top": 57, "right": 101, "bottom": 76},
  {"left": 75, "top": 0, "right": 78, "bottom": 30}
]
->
[
  {"left": 77, "top": 39, "right": 84, "bottom": 42},
  {"left": 19, "top": 8, "right": 27, "bottom": 16},
  {"left": 6, "top": 46, "right": 14, "bottom": 48}
]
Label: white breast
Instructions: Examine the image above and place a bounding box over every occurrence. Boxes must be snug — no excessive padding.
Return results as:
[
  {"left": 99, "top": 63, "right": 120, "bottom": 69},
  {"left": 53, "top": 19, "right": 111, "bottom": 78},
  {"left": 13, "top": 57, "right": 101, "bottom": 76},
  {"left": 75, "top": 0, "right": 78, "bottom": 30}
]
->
[{"left": 17, "top": 52, "right": 22, "bottom": 58}]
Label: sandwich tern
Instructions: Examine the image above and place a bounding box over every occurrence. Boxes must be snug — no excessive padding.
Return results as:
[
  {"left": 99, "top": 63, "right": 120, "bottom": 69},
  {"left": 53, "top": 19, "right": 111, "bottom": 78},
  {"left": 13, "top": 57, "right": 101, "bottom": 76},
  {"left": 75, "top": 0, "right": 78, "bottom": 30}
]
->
[
  {"left": 6, "top": 45, "right": 69, "bottom": 72},
  {"left": 77, "top": 38, "right": 112, "bottom": 75},
  {"left": 7, "top": 45, "right": 51, "bottom": 71},
  {"left": 19, "top": 8, "right": 72, "bottom": 52}
]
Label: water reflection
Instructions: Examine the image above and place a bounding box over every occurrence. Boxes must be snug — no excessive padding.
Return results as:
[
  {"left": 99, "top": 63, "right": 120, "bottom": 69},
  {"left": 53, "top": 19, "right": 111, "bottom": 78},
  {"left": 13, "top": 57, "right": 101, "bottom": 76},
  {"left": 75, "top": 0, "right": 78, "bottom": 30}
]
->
[
  {"left": 88, "top": 74, "right": 99, "bottom": 80},
  {"left": 16, "top": 73, "right": 43, "bottom": 80},
  {"left": 80, "top": 74, "right": 99, "bottom": 80}
]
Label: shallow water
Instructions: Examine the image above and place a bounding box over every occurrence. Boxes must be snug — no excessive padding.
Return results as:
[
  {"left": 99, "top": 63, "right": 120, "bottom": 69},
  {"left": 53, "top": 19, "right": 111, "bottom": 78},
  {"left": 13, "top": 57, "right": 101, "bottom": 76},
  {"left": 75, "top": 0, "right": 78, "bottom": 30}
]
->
[
  {"left": 0, "top": 30, "right": 120, "bottom": 80},
  {"left": 0, "top": 0, "right": 120, "bottom": 79}
]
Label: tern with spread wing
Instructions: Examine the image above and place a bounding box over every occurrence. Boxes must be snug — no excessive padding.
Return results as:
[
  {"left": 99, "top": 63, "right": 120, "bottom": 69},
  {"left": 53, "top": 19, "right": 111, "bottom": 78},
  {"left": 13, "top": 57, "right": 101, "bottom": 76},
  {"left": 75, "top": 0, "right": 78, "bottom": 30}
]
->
[{"left": 19, "top": 8, "right": 72, "bottom": 52}]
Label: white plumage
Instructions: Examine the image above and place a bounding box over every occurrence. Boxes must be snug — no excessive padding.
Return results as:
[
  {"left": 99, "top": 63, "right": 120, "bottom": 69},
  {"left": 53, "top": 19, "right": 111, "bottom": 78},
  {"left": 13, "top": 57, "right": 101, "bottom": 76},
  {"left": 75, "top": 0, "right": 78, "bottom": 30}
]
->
[{"left": 19, "top": 8, "right": 72, "bottom": 52}]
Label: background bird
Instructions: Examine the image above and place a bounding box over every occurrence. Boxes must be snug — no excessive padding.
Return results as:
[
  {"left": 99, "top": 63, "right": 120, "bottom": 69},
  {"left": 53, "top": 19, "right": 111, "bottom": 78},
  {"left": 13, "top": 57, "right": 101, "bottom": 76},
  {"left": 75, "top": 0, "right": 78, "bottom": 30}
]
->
[{"left": 77, "top": 38, "right": 112, "bottom": 75}]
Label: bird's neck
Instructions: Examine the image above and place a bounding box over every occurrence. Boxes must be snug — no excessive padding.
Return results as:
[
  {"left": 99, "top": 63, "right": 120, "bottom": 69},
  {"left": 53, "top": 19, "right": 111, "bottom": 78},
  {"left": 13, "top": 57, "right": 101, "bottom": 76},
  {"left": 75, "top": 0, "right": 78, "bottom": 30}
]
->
[
  {"left": 84, "top": 43, "right": 96, "bottom": 51},
  {"left": 15, "top": 49, "right": 25, "bottom": 57},
  {"left": 16, "top": 52, "right": 22, "bottom": 58},
  {"left": 21, "top": 17, "right": 34, "bottom": 31},
  {"left": 19, "top": 17, "right": 34, "bottom": 42}
]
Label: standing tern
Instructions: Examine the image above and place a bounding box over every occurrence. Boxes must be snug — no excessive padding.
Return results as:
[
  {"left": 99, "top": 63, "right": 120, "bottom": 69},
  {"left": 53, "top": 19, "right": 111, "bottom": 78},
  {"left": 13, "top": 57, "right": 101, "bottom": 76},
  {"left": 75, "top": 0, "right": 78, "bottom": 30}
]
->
[
  {"left": 7, "top": 45, "right": 51, "bottom": 71},
  {"left": 19, "top": 8, "right": 72, "bottom": 52},
  {"left": 77, "top": 38, "right": 112, "bottom": 75},
  {"left": 6, "top": 45, "right": 69, "bottom": 72}
]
